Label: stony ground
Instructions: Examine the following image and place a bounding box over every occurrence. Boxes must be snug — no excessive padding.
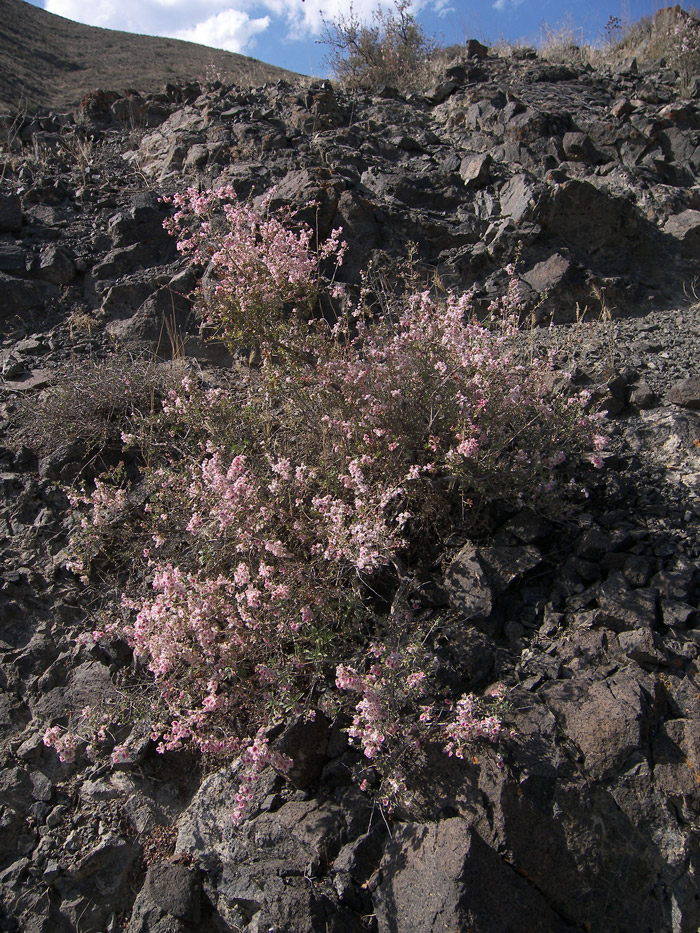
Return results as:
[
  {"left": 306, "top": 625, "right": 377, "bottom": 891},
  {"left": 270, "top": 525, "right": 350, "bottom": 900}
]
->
[{"left": 0, "top": 40, "right": 699, "bottom": 933}]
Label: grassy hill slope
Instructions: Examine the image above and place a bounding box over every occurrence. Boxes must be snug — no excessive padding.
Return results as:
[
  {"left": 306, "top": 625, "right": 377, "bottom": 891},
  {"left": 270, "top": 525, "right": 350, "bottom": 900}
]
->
[{"left": 0, "top": 0, "right": 301, "bottom": 111}]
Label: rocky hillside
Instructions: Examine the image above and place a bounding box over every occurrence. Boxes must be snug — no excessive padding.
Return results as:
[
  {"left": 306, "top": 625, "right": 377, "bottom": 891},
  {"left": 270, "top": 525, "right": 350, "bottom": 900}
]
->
[
  {"left": 0, "top": 0, "right": 300, "bottom": 112},
  {"left": 0, "top": 32, "right": 699, "bottom": 933}
]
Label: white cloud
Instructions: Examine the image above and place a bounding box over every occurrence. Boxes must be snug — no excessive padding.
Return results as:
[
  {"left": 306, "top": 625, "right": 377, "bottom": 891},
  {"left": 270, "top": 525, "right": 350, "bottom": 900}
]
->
[
  {"left": 258, "top": 0, "right": 395, "bottom": 38},
  {"left": 45, "top": 0, "right": 273, "bottom": 50},
  {"left": 44, "top": 0, "right": 369, "bottom": 39},
  {"left": 492, "top": 0, "right": 525, "bottom": 10},
  {"left": 431, "top": 0, "right": 455, "bottom": 18},
  {"left": 175, "top": 9, "right": 270, "bottom": 53},
  {"left": 43, "top": 0, "right": 444, "bottom": 55}
]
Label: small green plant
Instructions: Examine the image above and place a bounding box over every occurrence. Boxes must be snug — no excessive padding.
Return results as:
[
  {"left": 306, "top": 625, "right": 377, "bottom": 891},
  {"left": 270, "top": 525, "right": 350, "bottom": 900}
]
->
[{"left": 321, "top": 0, "right": 437, "bottom": 91}]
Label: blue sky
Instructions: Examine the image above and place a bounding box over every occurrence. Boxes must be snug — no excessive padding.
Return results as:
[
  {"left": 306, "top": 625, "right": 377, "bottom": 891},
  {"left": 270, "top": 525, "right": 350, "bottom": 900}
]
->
[{"left": 24, "top": 0, "right": 695, "bottom": 77}]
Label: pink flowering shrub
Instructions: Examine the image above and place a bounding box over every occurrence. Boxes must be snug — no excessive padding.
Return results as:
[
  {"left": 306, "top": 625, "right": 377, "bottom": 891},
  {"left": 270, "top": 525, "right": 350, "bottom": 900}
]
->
[
  {"left": 62, "top": 187, "right": 605, "bottom": 816},
  {"left": 163, "top": 185, "right": 344, "bottom": 355},
  {"left": 42, "top": 703, "right": 136, "bottom": 766},
  {"left": 672, "top": 11, "right": 700, "bottom": 84},
  {"left": 304, "top": 278, "right": 600, "bottom": 548},
  {"left": 232, "top": 729, "right": 293, "bottom": 823},
  {"left": 335, "top": 643, "right": 510, "bottom": 808}
]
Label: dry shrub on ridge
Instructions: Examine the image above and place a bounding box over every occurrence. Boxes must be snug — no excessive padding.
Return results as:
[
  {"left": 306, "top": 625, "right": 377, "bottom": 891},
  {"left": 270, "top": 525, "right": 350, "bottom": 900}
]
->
[{"left": 15, "top": 351, "right": 169, "bottom": 457}]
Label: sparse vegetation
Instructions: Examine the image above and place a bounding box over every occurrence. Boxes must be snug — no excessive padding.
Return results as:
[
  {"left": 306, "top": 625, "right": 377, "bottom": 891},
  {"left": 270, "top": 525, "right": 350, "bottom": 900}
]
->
[
  {"left": 15, "top": 352, "right": 167, "bottom": 457},
  {"left": 493, "top": 5, "right": 700, "bottom": 78},
  {"left": 321, "top": 0, "right": 437, "bottom": 91},
  {"left": 535, "top": 15, "right": 587, "bottom": 64}
]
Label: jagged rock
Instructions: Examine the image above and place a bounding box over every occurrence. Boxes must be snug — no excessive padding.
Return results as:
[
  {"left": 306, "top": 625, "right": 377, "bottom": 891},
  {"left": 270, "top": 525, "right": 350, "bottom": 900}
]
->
[
  {"left": 0, "top": 272, "right": 46, "bottom": 317},
  {"left": 68, "top": 836, "right": 136, "bottom": 883},
  {"left": 444, "top": 544, "right": 493, "bottom": 620},
  {"left": 669, "top": 376, "right": 700, "bottom": 410},
  {"left": 652, "top": 567, "right": 696, "bottom": 601},
  {"left": 374, "top": 819, "right": 575, "bottom": 932},
  {"left": 32, "top": 660, "right": 120, "bottom": 721},
  {"left": 595, "top": 571, "right": 659, "bottom": 631},
  {"left": 477, "top": 545, "right": 542, "bottom": 593},
  {"left": 499, "top": 173, "right": 538, "bottom": 223},
  {"left": 433, "top": 623, "right": 496, "bottom": 695},
  {"left": 661, "top": 599, "right": 696, "bottom": 628},
  {"left": 561, "top": 131, "right": 602, "bottom": 163},
  {"left": 622, "top": 407, "right": 700, "bottom": 491},
  {"left": 622, "top": 554, "right": 654, "bottom": 587},
  {"left": 106, "top": 271, "right": 196, "bottom": 353},
  {"left": 629, "top": 379, "right": 656, "bottom": 409},
  {"left": 653, "top": 717, "right": 700, "bottom": 797},
  {"left": 0, "top": 766, "right": 33, "bottom": 864},
  {"left": 183, "top": 793, "right": 361, "bottom": 932},
  {"left": 0, "top": 194, "right": 22, "bottom": 232},
  {"left": 100, "top": 278, "right": 164, "bottom": 321},
  {"left": 617, "top": 627, "right": 666, "bottom": 665},
  {"left": 664, "top": 209, "right": 700, "bottom": 257},
  {"left": 272, "top": 711, "right": 330, "bottom": 789},
  {"left": 459, "top": 152, "right": 492, "bottom": 187},
  {"left": 540, "top": 178, "right": 644, "bottom": 267},
  {"left": 108, "top": 192, "right": 174, "bottom": 247},
  {"left": 34, "top": 245, "right": 75, "bottom": 285},
  {"left": 611, "top": 96, "right": 633, "bottom": 119},
  {"left": 38, "top": 439, "right": 88, "bottom": 481},
  {"left": 575, "top": 527, "right": 612, "bottom": 562},
  {"left": 127, "top": 863, "right": 201, "bottom": 933},
  {"left": 466, "top": 39, "right": 488, "bottom": 60},
  {"left": 502, "top": 510, "right": 552, "bottom": 543},
  {"left": 0, "top": 243, "right": 27, "bottom": 273},
  {"left": 333, "top": 826, "right": 385, "bottom": 884},
  {"left": 86, "top": 243, "right": 171, "bottom": 292},
  {"left": 541, "top": 669, "right": 654, "bottom": 779},
  {"left": 521, "top": 252, "right": 576, "bottom": 299}
]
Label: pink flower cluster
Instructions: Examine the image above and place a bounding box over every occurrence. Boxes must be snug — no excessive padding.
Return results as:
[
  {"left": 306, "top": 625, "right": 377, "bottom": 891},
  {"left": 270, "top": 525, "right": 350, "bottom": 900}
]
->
[
  {"left": 162, "top": 186, "right": 345, "bottom": 353},
  {"left": 309, "top": 283, "right": 603, "bottom": 534},
  {"left": 336, "top": 644, "right": 429, "bottom": 772},
  {"left": 336, "top": 645, "right": 508, "bottom": 806},
  {"left": 443, "top": 694, "right": 504, "bottom": 759},
  {"left": 232, "top": 729, "right": 292, "bottom": 823},
  {"left": 67, "top": 474, "right": 127, "bottom": 529},
  {"left": 42, "top": 708, "right": 131, "bottom": 768},
  {"left": 42, "top": 725, "right": 80, "bottom": 763}
]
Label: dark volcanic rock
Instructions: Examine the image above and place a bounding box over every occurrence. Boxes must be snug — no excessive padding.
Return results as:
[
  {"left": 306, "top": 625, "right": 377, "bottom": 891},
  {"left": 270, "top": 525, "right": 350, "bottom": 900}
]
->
[
  {"left": 444, "top": 543, "right": 494, "bottom": 620},
  {"left": 0, "top": 194, "right": 22, "bottom": 232},
  {"left": 374, "top": 819, "right": 575, "bottom": 932},
  {"left": 0, "top": 272, "right": 46, "bottom": 317},
  {"left": 127, "top": 863, "right": 201, "bottom": 932},
  {"left": 2, "top": 40, "right": 700, "bottom": 933},
  {"left": 664, "top": 209, "right": 700, "bottom": 257},
  {"left": 669, "top": 376, "right": 700, "bottom": 410},
  {"left": 541, "top": 669, "right": 654, "bottom": 779}
]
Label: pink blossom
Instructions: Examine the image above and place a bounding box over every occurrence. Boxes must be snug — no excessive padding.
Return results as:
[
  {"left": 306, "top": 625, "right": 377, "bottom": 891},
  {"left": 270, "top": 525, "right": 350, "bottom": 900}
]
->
[{"left": 111, "top": 745, "right": 130, "bottom": 764}]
